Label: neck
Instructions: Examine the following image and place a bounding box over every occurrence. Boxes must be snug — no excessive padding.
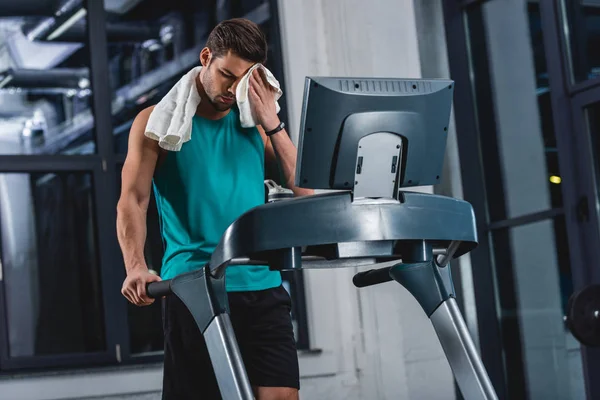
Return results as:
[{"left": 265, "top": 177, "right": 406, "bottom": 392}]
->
[{"left": 195, "top": 70, "right": 230, "bottom": 120}]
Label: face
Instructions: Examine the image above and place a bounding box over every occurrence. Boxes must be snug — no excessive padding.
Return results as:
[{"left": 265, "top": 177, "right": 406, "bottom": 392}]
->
[{"left": 199, "top": 48, "right": 254, "bottom": 112}]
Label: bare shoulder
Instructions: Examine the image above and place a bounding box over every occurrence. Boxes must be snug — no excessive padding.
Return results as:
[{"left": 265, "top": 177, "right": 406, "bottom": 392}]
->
[
  {"left": 130, "top": 106, "right": 163, "bottom": 149},
  {"left": 130, "top": 105, "right": 156, "bottom": 138},
  {"left": 124, "top": 105, "right": 167, "bottom": 163}
]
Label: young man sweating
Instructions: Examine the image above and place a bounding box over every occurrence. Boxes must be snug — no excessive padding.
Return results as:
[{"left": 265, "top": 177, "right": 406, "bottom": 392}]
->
[{"left": 117, "top": 18, "right": 311, "bottom": 400}]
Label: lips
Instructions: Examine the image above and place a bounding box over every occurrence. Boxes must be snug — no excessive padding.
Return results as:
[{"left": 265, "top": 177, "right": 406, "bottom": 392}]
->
[{"left": 220, "top": 95, "right": 235, "bottom": 104}]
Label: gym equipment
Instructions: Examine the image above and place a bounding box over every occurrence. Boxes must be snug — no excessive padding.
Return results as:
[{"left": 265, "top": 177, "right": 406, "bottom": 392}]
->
[
  {"left": 147, "top": 76, "right": 498, "bottom": 399},
  {"left": 565, "top": 284, "right": 600, "bottom": 347}
]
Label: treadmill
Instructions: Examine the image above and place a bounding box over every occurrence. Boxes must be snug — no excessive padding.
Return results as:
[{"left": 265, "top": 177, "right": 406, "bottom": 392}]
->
[{"left": 147, "top": 76, "right": 498, "bottom": 400}]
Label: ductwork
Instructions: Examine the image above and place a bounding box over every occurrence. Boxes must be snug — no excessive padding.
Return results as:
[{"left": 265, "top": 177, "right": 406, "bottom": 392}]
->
[
  {"left": 0, "top": 68, "right": 89, "bottom": 89},
  {"left": 20, "top": 20, "right": 161, "bottom": 43},
  {"left": 22, "top": 0, "right": 84, "bottom": 42}
]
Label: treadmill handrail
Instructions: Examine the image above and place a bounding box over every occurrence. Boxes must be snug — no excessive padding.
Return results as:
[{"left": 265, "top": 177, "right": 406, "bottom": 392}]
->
[{"left": 208, "top": 191, "right": 478, "bottom": 276}]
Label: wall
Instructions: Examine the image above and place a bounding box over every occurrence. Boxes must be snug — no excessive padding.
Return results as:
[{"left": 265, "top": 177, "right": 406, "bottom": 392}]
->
[{"left": 278, "top": 0, "right": 457, "bottom": 398}]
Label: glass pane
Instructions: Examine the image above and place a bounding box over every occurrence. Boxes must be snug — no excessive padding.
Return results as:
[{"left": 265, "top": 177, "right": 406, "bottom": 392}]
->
[
  {"left": 116, "top": 165, "right": 164, "bottom": 355},
  {"left": 0, "top": 171, "right": 105, "bottom": 357},
  {"left": 527, "top": 3, "right": 563, "bottom": 210},
  {"left": 564, "top": 0, "right": 600, "bottom": 83},
  {"left": 465, "top": 3, "right": 563, "bottom": 221},
  {"left": 0, "top": 5, "right": 97, "bottom": 155},
  {"left": 491, "top": 217, "right": 584, "bottom": 400},
  {"left": 106, "top": 1, "right": 275, "bottom": 153}
]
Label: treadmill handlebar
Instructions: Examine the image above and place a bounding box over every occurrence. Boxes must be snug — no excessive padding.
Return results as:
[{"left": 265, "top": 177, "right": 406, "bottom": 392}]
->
[
  {"left": 146, "top": 246, "right": 453, "bottom": 295},
  {"left": 147, "top": 279, "right": 172, "bottom": 298},
  {"left": 353, "top": 267, "right": 393, "bottom": 287}
]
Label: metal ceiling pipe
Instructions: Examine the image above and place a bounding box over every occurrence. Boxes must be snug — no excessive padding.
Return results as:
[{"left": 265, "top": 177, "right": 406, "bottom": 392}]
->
[
  {"left": 22, "top": 21, "right": 161, "bottom": 43},
  {"left": 23, "top": 0, "right": 84, "bottom": 42},
  {"left": 0, "top": 68, "right": 89, "bottom": 89}
]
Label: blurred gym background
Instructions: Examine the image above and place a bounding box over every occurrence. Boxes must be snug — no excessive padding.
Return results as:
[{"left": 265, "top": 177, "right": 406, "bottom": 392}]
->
[{"left": 0, "top": 0, "right": 598, "bottom": 399}]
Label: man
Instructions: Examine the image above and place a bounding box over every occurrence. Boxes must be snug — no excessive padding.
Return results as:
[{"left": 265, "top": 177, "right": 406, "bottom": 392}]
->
[{"left": 117, "top": 18, "right": 311, "bottom": 400}]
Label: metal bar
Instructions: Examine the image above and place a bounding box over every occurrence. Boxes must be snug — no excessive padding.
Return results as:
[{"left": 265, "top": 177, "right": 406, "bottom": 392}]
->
[
  {"left": 430, "top": 298, "right": 498, "bottom": 400},
  {"left": 486, "top": 208, "right": 564, "bottom": 231},
  {"left": 571, "top": 84, "right": 600, "bottom": 108},
  {"left": 85, "top": 0, "right": 127, "bottom": 365},
  {"left": 204, "top": 314, "right": 254, "bottom": 400},
  {"left": 228, "top": 250, "right": 448, "bottom": 268},
  {"left": 286, "top": 269, "right": 310, "bottom": 350},
  {"left": 569, "top": 76, "right": 600, "bottom": 96},
  {"left": 433, "top": 247, "right": 446, "bottom": 256},
  {"left": 0, "top": 155, "right": 102, "bottom": 171},
  {"left": 436, "top": 241, "right": 460, "bottom": 267},
  {"left": 1, "top": 67, "right": 89, "bottom": 88},
  {"left": 0, "top": 352, "right": 115, "bottom": 370}
]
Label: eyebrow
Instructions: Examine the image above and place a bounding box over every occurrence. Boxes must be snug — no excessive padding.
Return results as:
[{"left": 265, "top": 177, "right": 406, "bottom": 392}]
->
[{"left": 220, "top": 68, "right": 238, "bottom": 79}]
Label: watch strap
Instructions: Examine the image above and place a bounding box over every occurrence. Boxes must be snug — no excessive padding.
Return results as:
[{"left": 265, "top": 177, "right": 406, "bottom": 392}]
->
[{"left": 265, "top": 121, "right": 285, "bottom": 136}]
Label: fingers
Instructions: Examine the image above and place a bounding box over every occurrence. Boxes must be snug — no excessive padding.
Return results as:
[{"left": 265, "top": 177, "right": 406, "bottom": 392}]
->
[
  {"left": 251, "top": 70, "right": 271, "bottom": 96},
  {"left": 256, "top": 68, "right": 269, "bottom": 86},
  {"left": 252, "top": 68, "right": 264, "bottom": 85},
  {"left": 121, "top": 275, "right": 156, "bottom": 307},
  {"left": 249, "top": 71, "right": 262, "bottom": 96},
  {"left": 249, "top": 84, "right": 262, "bottom": 105},
  {"left": 139, "top": 274, "right": 161, "bottom": 305},
  {"left": 250, "top": 70, "right": 277, "bottom": 101},
  {"left": 122, "top": 283, "right": 141, "bottom": 305},
  {"left": 137, "top": 281, "right": 154, "bottom": 306}
]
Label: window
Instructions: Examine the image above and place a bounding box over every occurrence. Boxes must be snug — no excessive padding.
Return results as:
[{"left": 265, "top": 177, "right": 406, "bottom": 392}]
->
[
  {"left": 0, "top": 171, "right": 105, "bottom": 359},
  {"left": 445, "top": 0, "right": 596, "bottom": 398},
  {"left": 0, "top": 0, "right": 308, "bottom": 375}
]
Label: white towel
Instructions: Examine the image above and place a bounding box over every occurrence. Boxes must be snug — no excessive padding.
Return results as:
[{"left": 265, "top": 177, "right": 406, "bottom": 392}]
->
[
  {"left": 235, "top": 63, "right": 282, "bottom": 128},
  {"left": 145, "top": 64, "right": 282, "bottom": 151},
  {"left": 145, "top": 66, "right": 202, "bottom": 151}
]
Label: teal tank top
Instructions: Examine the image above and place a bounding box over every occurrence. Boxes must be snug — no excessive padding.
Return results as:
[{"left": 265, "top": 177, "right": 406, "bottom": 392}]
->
[{"left": 152, "top": 106, "right": 282, "bottom": 292}]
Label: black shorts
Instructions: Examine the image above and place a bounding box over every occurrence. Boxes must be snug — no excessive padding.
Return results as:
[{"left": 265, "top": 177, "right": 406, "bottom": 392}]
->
[{"left": 161, "top": 284, "right": 300, "bottom": 399}]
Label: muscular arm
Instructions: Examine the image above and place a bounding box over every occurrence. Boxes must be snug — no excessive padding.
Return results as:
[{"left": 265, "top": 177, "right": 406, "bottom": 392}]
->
[
  {"left": 116, "top": 106, "right": 162, "bottom": 305},
  {"left": 260, "top": 126, "right": 313, "bottom": 197},
  {"left": 248, "top": 68, "right": 313, "bottom": 197}
]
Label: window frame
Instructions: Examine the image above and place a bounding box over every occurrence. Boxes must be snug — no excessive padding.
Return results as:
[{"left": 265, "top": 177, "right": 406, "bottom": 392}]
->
[{"left": 443, "top": 0, "right": 600, "bottom": 398}]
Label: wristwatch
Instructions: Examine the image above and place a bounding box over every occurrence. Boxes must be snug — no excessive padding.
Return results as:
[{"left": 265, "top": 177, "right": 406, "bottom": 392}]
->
[{"left": 265, "top": 121, "right": 285, "bottom": 136}]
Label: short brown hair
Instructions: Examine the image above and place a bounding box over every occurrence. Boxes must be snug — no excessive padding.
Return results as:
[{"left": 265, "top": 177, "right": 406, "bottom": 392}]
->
[{"left": 206, "top": 18, "right": 267, "bottom": 64}]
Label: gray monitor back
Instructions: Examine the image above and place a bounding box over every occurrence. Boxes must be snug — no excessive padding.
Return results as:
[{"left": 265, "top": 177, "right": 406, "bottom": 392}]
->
[{"left": 295, "top": 77, "right": 454, "bottom": 195}]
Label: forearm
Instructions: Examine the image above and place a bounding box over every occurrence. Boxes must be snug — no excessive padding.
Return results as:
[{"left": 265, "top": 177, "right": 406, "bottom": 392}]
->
[
  {"left": 269, "top": 129, "right": 314, "bottom": 197},
  {"left": 116, "top": 198, "right": 148, "bottom": 273}
]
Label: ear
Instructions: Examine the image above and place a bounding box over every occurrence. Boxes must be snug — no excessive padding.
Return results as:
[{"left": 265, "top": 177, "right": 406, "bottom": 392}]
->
[{"left": 200, "top": 47, "right": 211, "bottom": 67}]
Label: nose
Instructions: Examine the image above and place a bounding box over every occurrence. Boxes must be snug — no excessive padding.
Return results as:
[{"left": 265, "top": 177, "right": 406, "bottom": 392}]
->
[{"left": 229, "top": 79, "right": 240, "bottom": 95}]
